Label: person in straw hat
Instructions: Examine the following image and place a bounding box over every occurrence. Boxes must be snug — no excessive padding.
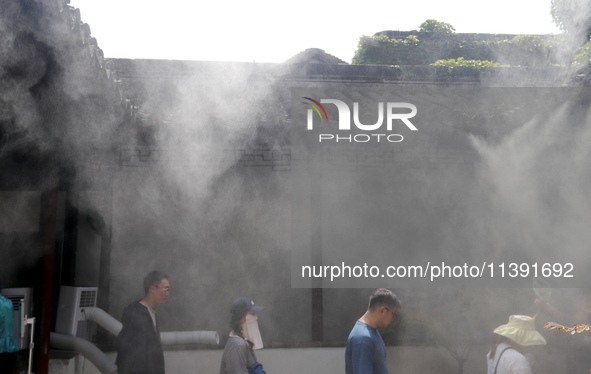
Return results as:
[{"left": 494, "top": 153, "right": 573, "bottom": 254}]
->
[{"left": 486, "top": 315, "right": 546, "bottom": 374}]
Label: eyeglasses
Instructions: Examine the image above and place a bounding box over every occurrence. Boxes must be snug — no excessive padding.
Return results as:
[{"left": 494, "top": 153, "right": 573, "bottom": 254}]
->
[
  {"left": 155, "top": 286, "right": 170, "bottom": 292},
  {"left": 384, "top": 307, "right": 397, "bottom": 319}
]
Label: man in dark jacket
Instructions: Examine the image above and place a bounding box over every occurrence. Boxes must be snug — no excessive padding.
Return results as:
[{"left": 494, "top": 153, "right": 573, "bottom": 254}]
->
[{"left": 116, "top": 271, "right": 170, "bottom": 374}]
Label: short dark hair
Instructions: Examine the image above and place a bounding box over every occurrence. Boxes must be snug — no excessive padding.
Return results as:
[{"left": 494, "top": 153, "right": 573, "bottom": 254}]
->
[
  {"left": 368, "top": 288, "right": 401, "bottom": 311},
  {"left": 143, "top": 271, "right": 168, "bottom": 295}
]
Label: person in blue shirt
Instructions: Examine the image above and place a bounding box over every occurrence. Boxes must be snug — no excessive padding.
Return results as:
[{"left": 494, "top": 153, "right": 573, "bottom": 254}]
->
[{"left": 345, "top": 288, "right": 401, "bottom": 374}]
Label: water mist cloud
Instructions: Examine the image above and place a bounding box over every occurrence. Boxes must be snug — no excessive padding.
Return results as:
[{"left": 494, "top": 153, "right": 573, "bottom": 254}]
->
[
  {"left": 472, "top": 89, "right": 591, "bottom": 286},
  {"left": 105, "top": 59, "right": 296, "bottom": 340}
]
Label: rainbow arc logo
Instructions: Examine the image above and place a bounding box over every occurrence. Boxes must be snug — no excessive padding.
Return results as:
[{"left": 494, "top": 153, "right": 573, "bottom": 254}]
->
[{"left": 302, "top": 97, "right": 328, "bottom": 121}]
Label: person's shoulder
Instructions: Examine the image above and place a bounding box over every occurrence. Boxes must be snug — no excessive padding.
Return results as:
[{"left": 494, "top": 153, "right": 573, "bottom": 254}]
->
[
  {"left": 224, "top": 336, "right": 249, "bottom": 351},
  {"left": 350, "top": 321, "right": 375, "bottom": 335},
  {"left": 0, "top": 295, "right": 12, "bottom": 315},
  {"left": 501, "top": 347, "right": 530, "bottom": 369},
  {"left": 124, "top": 299, "right": 139, "bottom": 308},
  {"left": 228, "top": 336, "right": 248, "bottom": 345},
  {"left": 348, "top": 322, "right": 376, "bottom": 344},
  {"left": 123, "top": 300, "right": 147, "bottom": 315},
  {"left": 501, "top": 345, "right": 523, "bottom": 357},
  {"left": 504, "top": 348, "right": 528, "bottom": 362}
]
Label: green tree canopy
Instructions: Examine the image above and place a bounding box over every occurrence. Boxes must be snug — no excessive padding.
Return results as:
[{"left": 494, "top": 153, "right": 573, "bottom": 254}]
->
[
  {"left": 418, "top": 19, "right": 456, "bottom": 35},
  {"left": 551, "top": 0, "right": 591, "bottom": 41}
]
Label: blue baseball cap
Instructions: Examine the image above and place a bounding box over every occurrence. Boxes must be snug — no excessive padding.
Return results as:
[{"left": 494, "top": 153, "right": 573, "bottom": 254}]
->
[{"left": 230, "top": 297, "right": 264, "bottom": 316}]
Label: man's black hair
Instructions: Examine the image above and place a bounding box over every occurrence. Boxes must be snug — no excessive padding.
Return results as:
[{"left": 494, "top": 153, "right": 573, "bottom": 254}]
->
[
  {"left": 143, "top": 271, "right": 168, "bottom": 295},
  {"left": 368, "top": 288, "right": 401, "bottom": 311}
]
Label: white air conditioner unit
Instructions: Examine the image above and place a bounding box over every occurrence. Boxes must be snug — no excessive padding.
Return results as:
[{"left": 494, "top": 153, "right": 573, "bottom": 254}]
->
[
  {"left": 55, "top": 286, "right": 98, "bottom": 340},
  {"left": 0, "top": 287, "right": 33, "bottom": 350}
]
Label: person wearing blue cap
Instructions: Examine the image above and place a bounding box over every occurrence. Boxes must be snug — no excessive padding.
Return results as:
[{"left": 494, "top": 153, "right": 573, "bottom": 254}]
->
[{"left": 219, "top": 297, "right": 266, "bottom": 374}]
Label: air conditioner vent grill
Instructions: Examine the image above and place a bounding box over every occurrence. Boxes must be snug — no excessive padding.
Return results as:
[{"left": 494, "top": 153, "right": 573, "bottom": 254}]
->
[
  {"left": 79, "top": 290, "right": 97, "bottom": 307},
  {"left": 56, "top": 286, "right": 98, "bottom": 337}
]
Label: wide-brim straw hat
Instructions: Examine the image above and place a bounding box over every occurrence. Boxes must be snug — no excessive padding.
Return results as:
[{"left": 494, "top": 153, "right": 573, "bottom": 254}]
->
[{"left": 493, "top": 315, "right": 546, "bottom": 346}]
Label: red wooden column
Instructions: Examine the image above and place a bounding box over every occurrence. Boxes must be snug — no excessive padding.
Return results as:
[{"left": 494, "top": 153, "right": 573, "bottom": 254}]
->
[{"left": 37, "top": 174, "right": 58, "bottom": 374}]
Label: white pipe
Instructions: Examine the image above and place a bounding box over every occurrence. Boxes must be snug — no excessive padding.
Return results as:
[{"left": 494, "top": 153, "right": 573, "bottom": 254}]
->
[
  {"left": 83, "top": 307, "right": 219, "bottom": 345},
  {"left": 50, "top": 332, "right": 117, "bottom": 374},
  {"left": 83, "top": 307, "right": 122, "bottom": 336},
  {"left": 51, "top": 307, "right": 217, "bottom": 374},
  {"left": 160, "top": 330, "right": 219, "bottom": 346},
  {"left": 24, "top": 315, "right": 35, "bottom": 374}
]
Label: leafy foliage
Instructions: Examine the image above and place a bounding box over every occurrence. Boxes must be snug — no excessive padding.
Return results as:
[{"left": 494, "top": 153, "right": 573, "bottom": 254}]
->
[
  {"left": 352, "top": 22, "right": 561, "bottom": 67},
  {"left": 573, "top": 40, "right": 591, "bottom": 66},
  {"left": 551, "top": 0, "right": 591, "bottom": 39},
  {"left": 431, "top": 58, "right": 509, "bottom": 68},
  {"left": 419, "top": 19, "right": 456, "bottom": 35},
  {"left": 550, "top": 0, "right": 591, "bottom": 69}
]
